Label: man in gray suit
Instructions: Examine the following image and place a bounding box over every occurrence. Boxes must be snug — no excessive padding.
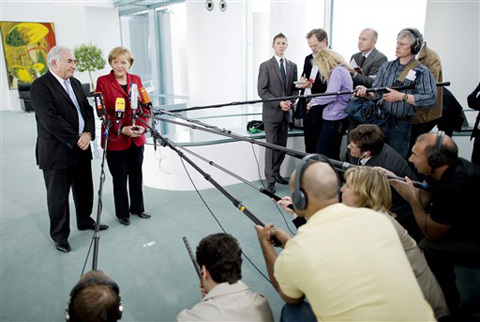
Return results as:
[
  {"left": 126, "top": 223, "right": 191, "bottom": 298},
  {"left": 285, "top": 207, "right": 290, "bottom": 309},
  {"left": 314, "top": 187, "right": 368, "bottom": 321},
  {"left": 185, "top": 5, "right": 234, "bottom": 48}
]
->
[
  {"left": 350, "top": 28, "right": 387, "bottom": 88},
  {"left": 258, "top": 33, "right": 298, "bottom": 193}
]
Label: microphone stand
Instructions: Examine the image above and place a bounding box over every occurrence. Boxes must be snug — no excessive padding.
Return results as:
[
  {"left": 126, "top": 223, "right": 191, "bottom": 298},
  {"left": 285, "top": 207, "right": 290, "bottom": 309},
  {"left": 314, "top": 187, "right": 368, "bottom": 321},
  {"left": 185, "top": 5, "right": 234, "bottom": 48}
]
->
[
  {"left": 136, "top": 117, "right": 283, "bottom": 245},
  {"left": 92, "top": 118, "right": 111, "bottom": 270},
  {"left": 170, "top": 82, "right": 450, "bottom": 113},
  {"left": 152, "top": 113, "right": 429, "bottom": 190}
]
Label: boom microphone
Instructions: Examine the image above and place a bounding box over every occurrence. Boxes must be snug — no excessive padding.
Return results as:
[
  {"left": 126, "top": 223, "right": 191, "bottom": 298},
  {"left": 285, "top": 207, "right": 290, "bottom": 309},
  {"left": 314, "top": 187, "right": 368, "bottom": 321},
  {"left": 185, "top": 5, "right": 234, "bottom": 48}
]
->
[
  {"left": 115, "top": 97, "right": 125, "bottom": 135},
  {"left": 93, "top": 92, "right": 106, "bottom": 119}
]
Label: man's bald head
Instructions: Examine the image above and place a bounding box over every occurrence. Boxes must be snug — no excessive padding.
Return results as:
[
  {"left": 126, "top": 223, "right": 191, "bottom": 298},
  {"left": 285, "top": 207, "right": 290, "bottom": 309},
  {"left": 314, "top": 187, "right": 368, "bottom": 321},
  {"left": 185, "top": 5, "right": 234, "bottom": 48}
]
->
[
  {"left": 409, "top": 133, "right": 458, "bottom": 176},
  {"left": 290, "top": 162, "right": 339, "bottom": 216},
  {"left": 416, "top": 132, "right": 458, "bottom": 163}
]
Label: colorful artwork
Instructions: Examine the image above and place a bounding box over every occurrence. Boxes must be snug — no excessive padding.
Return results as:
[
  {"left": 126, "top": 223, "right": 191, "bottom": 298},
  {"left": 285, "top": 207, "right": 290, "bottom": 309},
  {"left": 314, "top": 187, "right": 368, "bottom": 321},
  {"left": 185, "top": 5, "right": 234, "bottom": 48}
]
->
[{"left": 0, "top": 21, "right": 56, "bottom": 89}]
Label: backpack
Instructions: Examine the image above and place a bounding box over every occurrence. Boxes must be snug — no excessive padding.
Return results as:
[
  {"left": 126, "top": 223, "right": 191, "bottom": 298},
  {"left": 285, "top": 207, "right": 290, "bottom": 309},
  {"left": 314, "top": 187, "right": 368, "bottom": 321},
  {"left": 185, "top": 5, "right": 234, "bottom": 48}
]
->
[
  {"left": 345, "top": 96, "right": 387, "bottom": 128},
  {"left": 246, "top": 120, "right": 265, "bottom": 133}
]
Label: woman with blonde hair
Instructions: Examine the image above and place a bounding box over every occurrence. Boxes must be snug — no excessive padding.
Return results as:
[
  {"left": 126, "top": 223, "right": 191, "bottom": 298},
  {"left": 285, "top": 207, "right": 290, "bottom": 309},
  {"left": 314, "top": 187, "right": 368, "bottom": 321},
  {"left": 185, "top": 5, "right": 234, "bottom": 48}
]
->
[
  {"left": 341, "top": 166, "right": 449, "bottom": 320},
  {"left": 96, "top": 46, "right": 152, "bottom": 226},
  {"left": 307, "top": 48, "right": 353, "bottom": 160}
]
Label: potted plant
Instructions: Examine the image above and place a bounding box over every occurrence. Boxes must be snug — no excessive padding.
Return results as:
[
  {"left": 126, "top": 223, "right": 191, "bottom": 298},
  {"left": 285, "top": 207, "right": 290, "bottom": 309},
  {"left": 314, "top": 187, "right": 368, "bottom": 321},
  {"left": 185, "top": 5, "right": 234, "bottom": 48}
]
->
[{"left": 74, "top": 43, "right": 106, "bottom": 92}]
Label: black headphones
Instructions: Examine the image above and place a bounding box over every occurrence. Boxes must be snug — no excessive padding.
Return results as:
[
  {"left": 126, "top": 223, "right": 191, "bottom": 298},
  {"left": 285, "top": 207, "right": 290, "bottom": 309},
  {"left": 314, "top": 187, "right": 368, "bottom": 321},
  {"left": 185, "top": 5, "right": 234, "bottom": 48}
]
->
[
  {"left": 427, "top": 131, "right": 445, "bottom": 170},
  {"left": 66, "top": 275, "right": 123, "bottom": 322},
  {"left": 400, "top": 28, "right": 423, "bottom": 55},
  {"left": 291, "top": 154, "right": 342, "bottom": 211}
]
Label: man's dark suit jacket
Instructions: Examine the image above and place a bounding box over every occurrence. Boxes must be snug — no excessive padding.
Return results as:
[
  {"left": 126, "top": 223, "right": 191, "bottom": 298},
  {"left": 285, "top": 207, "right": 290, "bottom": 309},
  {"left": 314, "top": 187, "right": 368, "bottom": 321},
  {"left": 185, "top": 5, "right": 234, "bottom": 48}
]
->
[
  {"left": 258, "top": 56, "right": 298, "bottom": 123},
  {"left": 348, "top": 143, "right": 423, "bottom": 241},
  {"left": 31, "top": 71, "right": 95, "bottom": 170},
  {"left": 294, "top": 54, "right": 327, "bottom": 119},
  {"left": 350, "top": 47, "right": 388, "bottom": 88}
]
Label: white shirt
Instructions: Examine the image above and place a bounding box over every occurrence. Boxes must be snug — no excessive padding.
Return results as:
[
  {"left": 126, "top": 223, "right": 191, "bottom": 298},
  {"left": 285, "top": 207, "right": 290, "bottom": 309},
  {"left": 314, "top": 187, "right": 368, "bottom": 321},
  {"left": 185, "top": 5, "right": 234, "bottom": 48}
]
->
[{"left": 274, "top": 55, "right": 286, "bottom": 69}]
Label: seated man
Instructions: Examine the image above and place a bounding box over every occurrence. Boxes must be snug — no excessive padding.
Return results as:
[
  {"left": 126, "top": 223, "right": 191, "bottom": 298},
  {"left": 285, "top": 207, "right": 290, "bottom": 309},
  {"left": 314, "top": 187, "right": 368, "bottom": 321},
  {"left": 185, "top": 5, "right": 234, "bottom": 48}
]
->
[
  {"left": 66, "top": 270, "right": 122, "bottom": 322},
  {"left": 177, "top": 233, "right": 273, "bottom": 321},
  {"left": 387, "top": 132, "right": 480, "bottom": 314},
  {"left": 256, "top": 157, "right": 435, "bottom": 321},
  {"left": 347, "top": 124, "right": 423, "bottom": 241}
]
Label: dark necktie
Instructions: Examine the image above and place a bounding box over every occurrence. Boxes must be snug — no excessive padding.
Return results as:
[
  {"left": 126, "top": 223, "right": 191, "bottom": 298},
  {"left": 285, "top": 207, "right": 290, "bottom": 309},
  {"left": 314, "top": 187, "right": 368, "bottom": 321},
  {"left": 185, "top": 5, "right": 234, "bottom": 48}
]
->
[
  {"left": 280, "top": 58, "right": 287, "bottom": 92},
  {"left": 359, "top": 55, "right": 366, "bottom": 68}
]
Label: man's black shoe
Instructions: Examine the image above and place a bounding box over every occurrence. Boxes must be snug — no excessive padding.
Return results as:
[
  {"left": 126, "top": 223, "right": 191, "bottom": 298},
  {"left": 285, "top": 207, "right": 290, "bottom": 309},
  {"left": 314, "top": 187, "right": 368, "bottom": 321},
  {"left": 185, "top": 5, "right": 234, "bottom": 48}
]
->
[
  {"left": 55, "top": 240, "right": 71, "bottom": 253},
  {"left": 119, "top": 218, "right": 130, "bottom": 226},
  {"left": 267, "top": 183, "right": 276, "bottom": 194},
  {"left": 131, "top": 212, "right": 151, "bottom": 219},
  {"left": 79, "top": 223, "right": 109, "bottom": 231},
  {"left": 274, "top": 175, "right": 289, "bottom": 185}
]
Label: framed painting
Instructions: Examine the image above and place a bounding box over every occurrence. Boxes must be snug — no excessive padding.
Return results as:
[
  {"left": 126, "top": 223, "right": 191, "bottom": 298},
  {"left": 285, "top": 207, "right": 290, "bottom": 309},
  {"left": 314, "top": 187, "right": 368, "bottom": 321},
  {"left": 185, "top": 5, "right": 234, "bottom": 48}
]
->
[{"left": 0, "top": 21, "right": 56, "bottom": 89}]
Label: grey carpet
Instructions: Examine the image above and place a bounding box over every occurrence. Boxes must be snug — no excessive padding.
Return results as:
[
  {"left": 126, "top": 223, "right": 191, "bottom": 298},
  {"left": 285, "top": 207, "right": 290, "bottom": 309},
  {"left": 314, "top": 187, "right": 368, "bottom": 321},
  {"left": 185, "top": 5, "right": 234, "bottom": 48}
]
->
[{"left": 1, "top": 111, "right": 294, "bottom": 321}]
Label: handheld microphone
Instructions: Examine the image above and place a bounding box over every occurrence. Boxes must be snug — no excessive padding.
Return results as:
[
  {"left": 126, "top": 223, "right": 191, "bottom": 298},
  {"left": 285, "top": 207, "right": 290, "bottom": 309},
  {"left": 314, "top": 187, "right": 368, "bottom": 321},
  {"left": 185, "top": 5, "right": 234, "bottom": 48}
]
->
[
  {"left": 93, "top": 92, "right": 106, "bottom": 119},
  {"left": 139, "top": 86, "right": 152, "bottom": 110},
  {"left": 130, "top": 83, "right": 138, "bottom": 128},
  {"left": 115, "top": 97, "right": 125, "bottom": 135},
  {"left": 140, "top": 86, "right": 157, "bottom": 150}
]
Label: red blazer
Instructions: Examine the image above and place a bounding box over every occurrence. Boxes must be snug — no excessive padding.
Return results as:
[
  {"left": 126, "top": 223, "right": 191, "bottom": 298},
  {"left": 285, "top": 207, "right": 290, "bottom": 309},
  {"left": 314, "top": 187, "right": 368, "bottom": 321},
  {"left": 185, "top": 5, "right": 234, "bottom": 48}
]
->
[{"left": 96, "top": 71, "right": 149, "bottom": 150}]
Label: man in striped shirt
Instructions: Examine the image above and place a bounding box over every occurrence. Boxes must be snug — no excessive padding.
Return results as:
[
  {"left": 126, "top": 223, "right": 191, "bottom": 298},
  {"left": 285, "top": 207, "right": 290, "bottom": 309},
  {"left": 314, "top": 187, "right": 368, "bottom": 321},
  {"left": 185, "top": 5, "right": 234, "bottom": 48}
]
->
[{"left": 355, "top": 28, "right": 437, "bottom": 159}]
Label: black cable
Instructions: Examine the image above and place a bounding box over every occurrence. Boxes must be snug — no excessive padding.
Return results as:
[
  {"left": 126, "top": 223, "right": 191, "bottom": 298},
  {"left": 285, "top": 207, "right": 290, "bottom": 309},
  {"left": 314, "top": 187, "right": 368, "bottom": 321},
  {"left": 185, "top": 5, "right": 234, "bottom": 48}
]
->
[
  {"left": 81, "top": 237, "right": 95, "bottom": 278},
  {"left": 179, "top": 156, "right": 272, "bottom": 285},
  {"left": 251, "top": 144, "right": 266, "bottom": 189},
  {"left": 249, "top": 144, "right": 296, "bottom": 235}
]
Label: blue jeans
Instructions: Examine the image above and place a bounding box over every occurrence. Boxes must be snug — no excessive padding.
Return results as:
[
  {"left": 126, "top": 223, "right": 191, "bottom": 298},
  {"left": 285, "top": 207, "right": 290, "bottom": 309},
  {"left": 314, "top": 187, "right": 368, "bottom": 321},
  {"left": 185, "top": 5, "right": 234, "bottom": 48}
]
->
[
  {"left": 280, "top": 302, "right": 317, "bottom": 322},
  {"left": 384, "top": 115, "right": 412, "bottom": 159}
]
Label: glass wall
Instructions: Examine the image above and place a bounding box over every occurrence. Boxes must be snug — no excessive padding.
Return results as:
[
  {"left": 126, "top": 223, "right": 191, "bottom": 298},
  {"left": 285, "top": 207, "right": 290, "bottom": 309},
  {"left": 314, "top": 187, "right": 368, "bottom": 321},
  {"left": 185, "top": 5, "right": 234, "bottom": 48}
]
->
[{"left": 120, "top": 2, "right": 189, "bottom": 111}]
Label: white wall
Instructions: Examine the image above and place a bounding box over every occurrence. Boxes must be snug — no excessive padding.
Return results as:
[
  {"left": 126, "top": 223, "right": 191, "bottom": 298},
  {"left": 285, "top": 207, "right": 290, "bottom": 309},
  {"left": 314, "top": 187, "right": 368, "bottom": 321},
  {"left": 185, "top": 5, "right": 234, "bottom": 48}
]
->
[
  {"left": 424, "top": 0, "right": 479, "bottom": 114},
  {"left": 185, "top": 0, "right": 247, "bottom": 118},
  {"left": 331, "top": 0, "right": 427, "bottom": 62},
  {"left": 0, "top": 1, "right": 121, "bottom": 111}
]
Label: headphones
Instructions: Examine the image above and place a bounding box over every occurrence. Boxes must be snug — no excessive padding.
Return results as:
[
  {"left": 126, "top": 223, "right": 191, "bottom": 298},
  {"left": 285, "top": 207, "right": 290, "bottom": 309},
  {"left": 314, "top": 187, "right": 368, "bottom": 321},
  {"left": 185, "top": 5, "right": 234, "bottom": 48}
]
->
[
  {"left": 291, "top": 154, "right": 342, "bottom": 211},
  {"left": 427, "top": 131, "right": 445, "bottom": 170},
  {"left": 400, "top": 28, "right": 423, "bottom": 55},
  {"left": 66, "top": 275, "right": 123, "bottom": 322}
]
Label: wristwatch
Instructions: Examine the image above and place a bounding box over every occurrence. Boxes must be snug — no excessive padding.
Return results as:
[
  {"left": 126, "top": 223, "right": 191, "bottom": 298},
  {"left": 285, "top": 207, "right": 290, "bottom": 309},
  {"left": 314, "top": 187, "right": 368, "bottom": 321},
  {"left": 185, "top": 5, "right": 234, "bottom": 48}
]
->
[{"left": 402, "top": 94, "right": 408, "bottom": 102}]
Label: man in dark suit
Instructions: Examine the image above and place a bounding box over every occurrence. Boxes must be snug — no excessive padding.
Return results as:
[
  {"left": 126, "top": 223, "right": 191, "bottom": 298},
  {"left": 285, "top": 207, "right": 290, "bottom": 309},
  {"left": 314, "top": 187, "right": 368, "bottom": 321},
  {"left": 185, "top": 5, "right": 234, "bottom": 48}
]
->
[
  {"left": 346, "top": 124, "right": 422, "bottom": 242},
  {"left": 295, "top": 28, "right": 329, "bottom": 153},
  {"left": 31, "top": 46, "right": 108, "bottom": 253},
  {"left": 258, "top": 33, "right": 298, "bottom": 193},
  {"left": 468, "top": 82, "right": 480, "bottom": 165},
  {"left": 350, "top": 28, "right": 388, "bottom": 88}
]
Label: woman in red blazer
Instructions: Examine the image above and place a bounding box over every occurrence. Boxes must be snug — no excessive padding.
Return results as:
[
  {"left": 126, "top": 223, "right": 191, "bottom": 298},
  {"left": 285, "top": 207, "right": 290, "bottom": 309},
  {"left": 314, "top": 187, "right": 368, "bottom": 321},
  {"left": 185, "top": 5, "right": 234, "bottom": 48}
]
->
[{"left": 96, "top": 46, "right": 151, "bottom": 226}]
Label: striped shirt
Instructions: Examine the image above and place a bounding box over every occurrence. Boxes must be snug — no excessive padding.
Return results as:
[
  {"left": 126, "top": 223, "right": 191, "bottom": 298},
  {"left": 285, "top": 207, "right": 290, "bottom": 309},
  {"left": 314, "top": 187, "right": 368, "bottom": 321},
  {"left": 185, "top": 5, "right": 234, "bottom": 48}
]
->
[{"left": 372, "top": 58, "right": 437, "bottom": 118}]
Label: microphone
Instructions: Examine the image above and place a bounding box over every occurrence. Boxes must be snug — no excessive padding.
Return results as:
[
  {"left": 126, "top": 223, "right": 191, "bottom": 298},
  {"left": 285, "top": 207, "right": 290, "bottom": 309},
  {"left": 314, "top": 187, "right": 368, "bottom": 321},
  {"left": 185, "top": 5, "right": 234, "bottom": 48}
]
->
[
  {"left": 140, "top": 86, "right": 157, "bottom": 150},
  {"left": 130, "top": 83, "right": 138, "bottom": 128},
  {"left": 115, "top": 97, "right": 125, "bottom": 135},
  {"left": 139, "top": 86, "right": 152, "bottom": 110},
  {"left": 93, "top": 92, "right": 106, "bottom": 119}
]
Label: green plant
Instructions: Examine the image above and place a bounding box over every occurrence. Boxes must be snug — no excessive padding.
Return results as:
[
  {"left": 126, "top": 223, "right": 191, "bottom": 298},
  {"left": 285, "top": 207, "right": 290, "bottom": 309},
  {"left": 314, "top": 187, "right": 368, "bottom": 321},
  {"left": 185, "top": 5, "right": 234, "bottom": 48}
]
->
[{"left": 74, "top": 43, "right": 106, "bottom": 91}]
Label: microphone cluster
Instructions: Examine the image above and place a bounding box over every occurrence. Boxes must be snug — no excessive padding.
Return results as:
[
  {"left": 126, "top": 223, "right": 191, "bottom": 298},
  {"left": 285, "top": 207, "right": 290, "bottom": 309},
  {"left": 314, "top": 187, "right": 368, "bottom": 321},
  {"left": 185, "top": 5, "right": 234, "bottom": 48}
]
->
[{"left": 93, "top": 85, "right": 154, "bottom": 137}]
